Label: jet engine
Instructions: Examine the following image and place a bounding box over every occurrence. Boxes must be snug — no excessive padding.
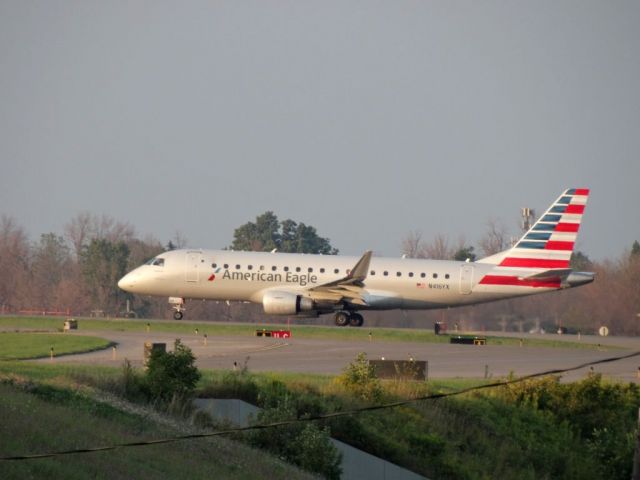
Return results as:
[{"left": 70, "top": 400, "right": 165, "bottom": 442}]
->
[{"left": 262, "top": 290, "right": 315, "bottom": 315}]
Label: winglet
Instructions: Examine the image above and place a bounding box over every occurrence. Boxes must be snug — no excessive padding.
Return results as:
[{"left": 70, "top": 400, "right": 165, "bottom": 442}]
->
[
  {"left": 346, "top": 250, "right": 372, "bottom": 285},
  {"left": 312, "top": 250, "right": 372, "bottom": 289}
]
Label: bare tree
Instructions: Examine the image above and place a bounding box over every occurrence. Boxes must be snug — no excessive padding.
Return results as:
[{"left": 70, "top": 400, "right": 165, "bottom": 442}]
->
[
  {"left": 401, "top": 231, "right": 424, "bottom": 258},
  {"left": 31, "top": 233, "right": 71, "bottom": 308},
  {"left": 172, "top": 231, "right": 189, "bottom": 249},
  {"left": 127, "top": 235, "right": 164, "bottom": 269},
  {"left": 0, "top": 216, "right": 30, "bottom": 310},
  {"left": 65, "top": 212, "right": 135, "bottom": 258},
  {"left": 401, "top": 231, "right": 460, "bottom": 259},
  {"left": 423, "top": 234, "right": 454, "bottom": 260},
  {"left": 95, "top": 214, "right": 135, "bottom": 243},
  {"left": 478, "top": 218, "right": 509, "bottom": 257},
  {"left": 64, "top": 212, "right": 92, "bottom": 259}
]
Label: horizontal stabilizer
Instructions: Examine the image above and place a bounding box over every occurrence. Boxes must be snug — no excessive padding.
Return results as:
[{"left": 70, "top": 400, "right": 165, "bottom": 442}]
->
[{"left": 519, "top": 269, "right": 573, "bottom": 281}]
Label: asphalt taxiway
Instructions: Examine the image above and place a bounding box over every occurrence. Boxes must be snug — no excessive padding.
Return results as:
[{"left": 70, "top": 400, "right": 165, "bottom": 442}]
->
[{"left": 41, "top": 328, "right": 640, "bottom": 383}]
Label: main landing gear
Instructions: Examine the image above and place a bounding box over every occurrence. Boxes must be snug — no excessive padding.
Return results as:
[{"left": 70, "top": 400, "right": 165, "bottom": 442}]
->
[
  {"left": 334, "top": 311, "right": 364, "bottom": 327},
  {"left": 169, "top": 297, "right": 185, "bottom": 320}
]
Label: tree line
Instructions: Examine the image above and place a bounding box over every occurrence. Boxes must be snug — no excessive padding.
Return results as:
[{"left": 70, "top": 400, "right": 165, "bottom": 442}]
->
[
  {"left": 0, "top": 211, "right": 338, "bottom": 320},
  {"left": 0, "top": 214, "right": 165, "bottom": 318},
  {"left": 1, "top": 211, "right": 638, "bottom": 335}
]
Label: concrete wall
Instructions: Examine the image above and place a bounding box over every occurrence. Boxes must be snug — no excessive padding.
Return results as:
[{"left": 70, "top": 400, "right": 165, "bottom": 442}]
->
[
  {"left": 193, "top": 398, "right": 259, "bottom": 428},
  {"left": 194, "top": 398, "right": 427, "bottom": 480}
]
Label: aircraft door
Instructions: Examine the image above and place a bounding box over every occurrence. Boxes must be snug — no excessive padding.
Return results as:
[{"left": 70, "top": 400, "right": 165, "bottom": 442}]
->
[
  {"left": 185, "top": 251, "right": 202, "bottom": 282},
  {"left": 459, "top": 265, "right": 473, "bottom": 294}
]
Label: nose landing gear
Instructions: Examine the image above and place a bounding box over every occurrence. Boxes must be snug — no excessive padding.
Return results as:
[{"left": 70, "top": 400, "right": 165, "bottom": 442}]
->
[
  {"left": 334, "top": 311, "right": 364, "bottom": 327},
  {"left": 169, "top": 297, "right": 185, "bottom": 320}
]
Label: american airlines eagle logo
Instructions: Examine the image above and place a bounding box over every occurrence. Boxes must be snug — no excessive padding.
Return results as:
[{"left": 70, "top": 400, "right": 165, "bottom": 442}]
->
[{"left": 208, "top": 267, "right": 221, "bottom": 282}]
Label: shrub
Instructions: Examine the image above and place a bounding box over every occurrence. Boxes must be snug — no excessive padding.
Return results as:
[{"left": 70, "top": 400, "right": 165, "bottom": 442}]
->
[
  {"left": 146, "top": 339, "right": 200, "bottom": 402},
  {"left": 249, "top": 395, "right": 342, "bottom": 480},
  {"left": 335, "top": 352, "right": 382, "bottom": 403},
  {"left": 200, "top": 371, "right": 260, "bottom": 403},
  {"left": 120, "top": 359, "right": 147, "bottom": 401},
  {"left": 497, "top": 374, "right": 639, "bottom": 479},
  {"left": 294, "top": 423, "right": 342, "bottom": 480}
]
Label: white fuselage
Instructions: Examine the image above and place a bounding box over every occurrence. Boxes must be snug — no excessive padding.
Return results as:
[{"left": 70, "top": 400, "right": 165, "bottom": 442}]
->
[
  {"left": 117, "top": 188, "right": 594, "bottom": 323},
  {"left": 118, "top": 249, "right": 555, "bottom": 312}
]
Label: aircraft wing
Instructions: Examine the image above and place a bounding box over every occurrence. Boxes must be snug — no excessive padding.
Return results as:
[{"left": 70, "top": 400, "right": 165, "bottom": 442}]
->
[{"left": 306, "top": 250, "right": 372, "bottom": 307}]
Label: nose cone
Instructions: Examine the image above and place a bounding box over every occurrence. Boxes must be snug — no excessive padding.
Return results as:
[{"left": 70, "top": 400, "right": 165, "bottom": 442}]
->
[{"left": 118, "top": 271, "right": 137, "bottom": 292}]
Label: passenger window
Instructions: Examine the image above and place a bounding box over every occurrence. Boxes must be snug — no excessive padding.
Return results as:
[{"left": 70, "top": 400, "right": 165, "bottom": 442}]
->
[
  {"left": 272, "top": 266, "right": 277, "bottom": 271},
  {"left": 248, "top": 265, "right": 253, "bottom": 270},
  {"left": 433, "top": 273, "right": 438, "bottom": 279},
  {"left": 421, "top": 273, "right": 426, "bottom": 278},
  {"left": 260, "top": 265, "right": 265, "bottom": 271},
  {"left": 212, "top": 263, "right": 217, "bottom": 268},
  {"left": 284, "top": 266, "right": 289, "bottom": 272},
  {"left": 308, "top": 267, "right": 313, "bottom": 273},
  {"left": 334, "top": 269, "right": 339, "bottom": 274},
  {"left": 370, "top": 270, "right": 376, "bottom": 275},
  {"left": 224, "top": 264, "right": 229, "bottom": 269},
  {"left": 445, "top": 274, "right": 450, "bottom": 279},
  {"left": 409, "top": 272, "right": 414, "bottom": 277},
  {"left": 396, "top": 272, "right": 402, "bottom": 277},
  {"left": 320, "top": 268, "right": 325, "bottom": 273},
  {"left": 296, "top": 267, "right": 301, "bottom": 272},
  {"left": 236, "top": 264, "right": 241, "bottom": 270},
  {"left": 383, "top": 271, "right": 389, "bottom": 276}
]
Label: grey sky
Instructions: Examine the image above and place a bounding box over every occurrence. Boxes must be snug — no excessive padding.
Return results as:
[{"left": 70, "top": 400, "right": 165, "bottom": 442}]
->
[{"left": 1, "top": 1, "right": 638, "bottom": 260}]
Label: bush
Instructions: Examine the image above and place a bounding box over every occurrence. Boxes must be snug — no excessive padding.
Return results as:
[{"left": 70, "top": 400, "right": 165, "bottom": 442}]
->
[
  {"left": 498, "top": 374, "right": 640, "bottom": 479},
  {"left": 120, "top": 359, "right": 147, "bottom": 401},
  {"left": 294, "top": 423, "right": 342, "bottom": 480},
  {"left": 146, "top": 339, "right": 200, "bottom": 402},
  {"left": 200, "top": 371, "right": 260, "bottom": 403},
  {"left": 249, "top": 395, "right": 342, "bottom": 480},
  {"left": 335, "top": 352, "right": 382, "bottom": 403}
]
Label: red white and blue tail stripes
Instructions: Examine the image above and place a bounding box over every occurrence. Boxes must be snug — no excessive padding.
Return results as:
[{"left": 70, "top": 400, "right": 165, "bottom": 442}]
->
[{"left": 479, "top": 188, "right": 589, "bottom": 289}]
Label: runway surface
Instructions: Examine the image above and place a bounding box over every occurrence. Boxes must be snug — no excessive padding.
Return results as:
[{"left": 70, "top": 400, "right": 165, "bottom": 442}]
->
[{"left": 40, "top": 328, "right": 640, "bottom": 383}]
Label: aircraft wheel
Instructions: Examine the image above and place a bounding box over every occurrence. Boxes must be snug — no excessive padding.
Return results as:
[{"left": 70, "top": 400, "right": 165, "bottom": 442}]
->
[
  {"left": 334, "top": 311, "right": 350, "bottom": 327},
  {"left": 349, "top": 313, "right": 364, "bottom": 327},
  {"left": 173, "top": 311, "right": 184, "bottom": 320}
]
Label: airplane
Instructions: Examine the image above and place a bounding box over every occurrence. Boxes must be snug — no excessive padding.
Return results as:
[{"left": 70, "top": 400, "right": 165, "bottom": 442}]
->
[{"left": 118, "top": 188, "right": 594, "bottom": 326}]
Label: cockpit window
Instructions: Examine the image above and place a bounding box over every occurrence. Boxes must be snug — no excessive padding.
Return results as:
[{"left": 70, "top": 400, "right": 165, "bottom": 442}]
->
[{"left": 146, "top": 257, "right": 165, "bottom": 267}]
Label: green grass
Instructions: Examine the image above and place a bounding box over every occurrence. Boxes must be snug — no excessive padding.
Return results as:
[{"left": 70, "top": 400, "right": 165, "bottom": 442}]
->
[
  {"left": 0, "top": 381, "right": 314, "bottom": 480},
  {"left": 1, "top": 361, "right": 636, "bottom": 479},
  {"left": 0, "top": 360, "right": 487, "bottom": 396},
  {"left": 0, "top": 332, "right": 113, "bottom": 360},
  {"left": 0, "top": 360, "right": 120, "bottom": 383},
  {"left": 199, "top": 369, "right": 490, "bottom": 398},
  {"left": 0, "top": 315, "right": 607, "bottom": 349}
]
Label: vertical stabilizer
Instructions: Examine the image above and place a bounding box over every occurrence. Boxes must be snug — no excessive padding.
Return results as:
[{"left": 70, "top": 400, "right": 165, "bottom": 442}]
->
[{"left": 477, "top": 188, "right": 590, "bottom": 287}]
